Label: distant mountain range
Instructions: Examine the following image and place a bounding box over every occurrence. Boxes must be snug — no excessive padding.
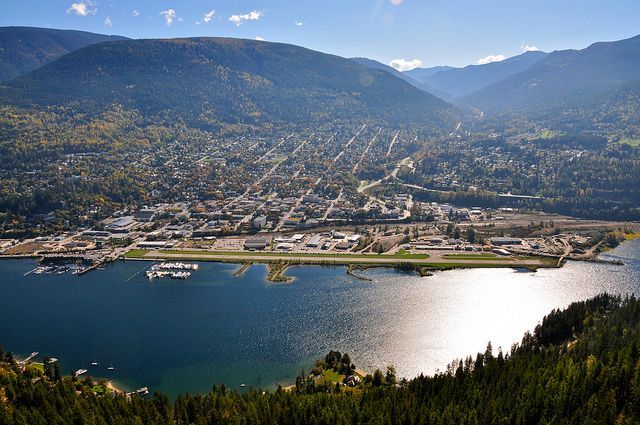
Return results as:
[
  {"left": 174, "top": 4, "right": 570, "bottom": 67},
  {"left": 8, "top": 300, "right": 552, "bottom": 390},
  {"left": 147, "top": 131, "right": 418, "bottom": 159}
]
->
[
  {"left": 0, "top": 34, "right": 455, "bottom": 128},
  {"left": 355, "top": 34, "right": 640, "bottom": 128},
  {"left": 350, "top": 57, "right": 451, "bottom": 100},
  {"left": 0, "top": 26, "right": 639, "bottom": 132},
  {"left": 0, "top": 26, "right": 127, "bottom": 82},
  {"left": 464, "top": 35, "right": 640, "bottom": 118},
  {"left": 410, "top": 51, "right": 548, "bottom": 99}
]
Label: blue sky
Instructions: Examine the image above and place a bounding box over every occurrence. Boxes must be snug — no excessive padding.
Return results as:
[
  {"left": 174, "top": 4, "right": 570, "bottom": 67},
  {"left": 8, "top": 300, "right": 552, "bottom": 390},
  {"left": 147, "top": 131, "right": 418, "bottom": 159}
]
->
[{"left": 2, "top": 0, "right": 639, "bottom": 69}]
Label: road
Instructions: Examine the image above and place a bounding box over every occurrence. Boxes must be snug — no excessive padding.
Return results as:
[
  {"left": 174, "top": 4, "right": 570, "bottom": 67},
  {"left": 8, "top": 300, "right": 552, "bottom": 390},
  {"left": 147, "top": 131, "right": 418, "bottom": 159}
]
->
[
  {"left": 386, "top": 131, "right": 400, "bottom": 156},
  {"left": 352, "top": 127, "right": 381, "bottom": 173}
]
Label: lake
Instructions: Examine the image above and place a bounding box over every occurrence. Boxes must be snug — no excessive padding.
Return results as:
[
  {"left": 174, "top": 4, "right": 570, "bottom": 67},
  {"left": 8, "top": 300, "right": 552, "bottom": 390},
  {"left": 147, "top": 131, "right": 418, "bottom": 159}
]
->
[{"left": 0, "top": 239, "right": 639, "bottom": 397}]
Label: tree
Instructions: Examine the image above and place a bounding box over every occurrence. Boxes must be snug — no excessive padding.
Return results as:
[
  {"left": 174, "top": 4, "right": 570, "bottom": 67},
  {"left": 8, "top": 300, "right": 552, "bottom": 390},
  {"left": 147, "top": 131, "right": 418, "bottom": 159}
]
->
[
  {"left": 372, "top": 369, "right": 384, "bottom": 387},
  {"left": 467, "top": 227, "right": 476, "bottom": 244},
  {"left": 385, "top": 366, "right": 396, "bottom": 386},
  {"left": 446, "top": 222, "right": 453, "bottom": 236}
]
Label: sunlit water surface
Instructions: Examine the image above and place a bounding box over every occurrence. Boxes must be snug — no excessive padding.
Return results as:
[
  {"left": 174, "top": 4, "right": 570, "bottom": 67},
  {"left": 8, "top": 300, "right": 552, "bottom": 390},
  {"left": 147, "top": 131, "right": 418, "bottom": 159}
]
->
[{"left": 0, "top": 240, "right": 638, "bottom": 397}]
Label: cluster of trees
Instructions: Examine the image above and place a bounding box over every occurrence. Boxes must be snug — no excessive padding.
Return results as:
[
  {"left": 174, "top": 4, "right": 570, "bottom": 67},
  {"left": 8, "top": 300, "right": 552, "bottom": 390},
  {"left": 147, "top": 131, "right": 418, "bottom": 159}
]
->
[
  {"left": 405, "top": 136, "right": 640, "bottom": 220},
  {"left": 2, "top": 293, "right": 640, "bottom": 423}
]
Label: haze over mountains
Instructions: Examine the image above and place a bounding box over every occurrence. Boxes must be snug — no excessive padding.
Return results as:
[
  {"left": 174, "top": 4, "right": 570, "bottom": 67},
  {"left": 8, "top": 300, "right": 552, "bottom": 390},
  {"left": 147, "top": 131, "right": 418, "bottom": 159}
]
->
[{"left": 0, "top": 27, "right": 126, "bottom": 82}]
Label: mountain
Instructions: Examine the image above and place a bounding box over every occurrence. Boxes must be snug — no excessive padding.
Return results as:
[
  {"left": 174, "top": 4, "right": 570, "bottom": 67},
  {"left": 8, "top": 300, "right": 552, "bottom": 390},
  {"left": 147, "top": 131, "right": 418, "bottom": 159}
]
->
[
  {"left": 403, "top": 66, "right": 454, "bottom": 81},
  {"left": 350, "top": 57, "right": 450, "bottom": 100},
  {"left": 0, "top": 37, "right": 455, "bottom": 129},
  {"left": 464, "top": 35, "right": 640, "bottom": 118},
  {"left": 409, "top": 51, "right": 547, "bottom": 99},
  {"left": 0, "top": 26, "right": 127, "bottom": 82}
]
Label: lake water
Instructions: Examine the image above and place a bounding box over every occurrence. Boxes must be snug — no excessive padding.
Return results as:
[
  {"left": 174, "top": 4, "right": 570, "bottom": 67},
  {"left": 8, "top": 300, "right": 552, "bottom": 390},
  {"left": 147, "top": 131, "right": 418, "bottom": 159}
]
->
[{"left": 0, "top": 240, "right": 639, "bottom": 397}]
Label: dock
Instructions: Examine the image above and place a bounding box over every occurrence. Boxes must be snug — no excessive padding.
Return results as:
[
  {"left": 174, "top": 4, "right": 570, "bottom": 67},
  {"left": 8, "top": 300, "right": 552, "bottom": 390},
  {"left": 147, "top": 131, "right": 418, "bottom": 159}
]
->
[{"left": 126, "top": 387, "right": 149, "bottom": 397}]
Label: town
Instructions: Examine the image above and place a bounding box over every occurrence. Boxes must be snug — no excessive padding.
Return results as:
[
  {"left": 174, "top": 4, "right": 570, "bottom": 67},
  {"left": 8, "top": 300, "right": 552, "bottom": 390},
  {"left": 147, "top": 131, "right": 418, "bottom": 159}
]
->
[{"left": 0, "top": 124, "right": 636, "bottom": 276}]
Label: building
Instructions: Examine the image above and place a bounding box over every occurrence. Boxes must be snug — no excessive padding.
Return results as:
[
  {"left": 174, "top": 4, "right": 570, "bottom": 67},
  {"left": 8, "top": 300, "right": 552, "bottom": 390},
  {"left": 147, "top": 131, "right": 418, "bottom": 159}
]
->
[
  {"left": 335, "top": 241, "right": 351, "bottom": 250},
  {"left": 244, "top": 238, "right": 269, "bottom": 250},
  {"left": 134, "top": 209, "right": 157, "bottom": 222},
  {"left": 276, "top": 242, "right": 295, "bottom": 251},
  {"left": 137, "top": 241, "right": 174, "bottom": 249},
  {"left": 107, "top": 216, "right": 134, "bottom": 233},
  {"left": 490, "top": 237, "right": 523, "bottom": 246},
  {"left": 253, "top": 216, "right": 267, "bottom": 230},
  {"left": 306, "top": 235, "right": 322, "bottom": 248}
]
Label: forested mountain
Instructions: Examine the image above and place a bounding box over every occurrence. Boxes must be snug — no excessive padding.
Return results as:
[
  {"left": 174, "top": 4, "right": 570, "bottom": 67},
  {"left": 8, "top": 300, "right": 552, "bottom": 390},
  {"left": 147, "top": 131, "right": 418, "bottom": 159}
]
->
[
  {"left": 406, "top": 50, "right": 548, "bottom": 99},
  {"left": 0, "top": 26, "right": 127, "bottom": 82},
  {"left": 2, "top": 293, "right": 640, "bottom": 423},
  {"left": 0, "top": 37, "right": 455, "bottom": 128},
  {"left": 465, "top": 34, "right": 640, "bottom": 120},
  {"left": 350, "top": 57, "right": 449, "bottom": 99}
]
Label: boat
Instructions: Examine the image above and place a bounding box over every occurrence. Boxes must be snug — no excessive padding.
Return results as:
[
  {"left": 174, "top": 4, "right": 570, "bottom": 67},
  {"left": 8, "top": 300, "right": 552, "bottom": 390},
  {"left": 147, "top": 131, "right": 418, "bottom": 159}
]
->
[
  {"left": 107, "top": 365, "right": 115, "bottom": 371},
  {"left": 240, "top": 383, "right": 246, "bottom": 388},
  {"left": 91, "top": 361, "right": 98, "bottom": 366},
  {"left": 74, "top": 369, "right": 87, "bottom": 377}
]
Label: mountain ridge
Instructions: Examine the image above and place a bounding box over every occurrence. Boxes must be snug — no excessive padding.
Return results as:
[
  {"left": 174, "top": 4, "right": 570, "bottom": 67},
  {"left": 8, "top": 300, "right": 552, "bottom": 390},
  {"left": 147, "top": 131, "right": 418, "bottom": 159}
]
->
[
  {"left": 0, "top": 37, "right": 456, "bottom": 129},
  {"left": 464, "top": 33, "right": 640, "bottom": 119},
  {"left": 0, "top": 26, "right": 128, "bottom": 82}
]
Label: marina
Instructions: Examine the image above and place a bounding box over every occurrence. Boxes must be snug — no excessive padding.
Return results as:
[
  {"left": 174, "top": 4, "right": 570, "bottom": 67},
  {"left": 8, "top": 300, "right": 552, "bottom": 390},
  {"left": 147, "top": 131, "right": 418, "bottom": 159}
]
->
[
  {"left": 25, "top": 264, "right": 89, "bottom": 276},
  {"left": 145, "top": 262, "right": 198, "bottom": 280}
]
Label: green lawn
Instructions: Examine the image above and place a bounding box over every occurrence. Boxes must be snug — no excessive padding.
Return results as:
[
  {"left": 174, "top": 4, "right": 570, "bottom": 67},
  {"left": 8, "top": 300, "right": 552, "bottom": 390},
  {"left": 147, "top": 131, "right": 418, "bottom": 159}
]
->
[
  {"left": 321, "top": 369, "right": 344, "bottom": 384},
  {"left": 442, "top": 253, "right": 510, "bottom": 261}
]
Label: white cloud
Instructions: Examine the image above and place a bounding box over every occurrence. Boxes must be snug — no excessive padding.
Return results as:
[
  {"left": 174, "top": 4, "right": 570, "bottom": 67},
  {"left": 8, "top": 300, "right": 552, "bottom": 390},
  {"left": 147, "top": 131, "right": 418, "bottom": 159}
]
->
[
  {"left": 255, "top": 36, "right": 265, "bottom": 41},
  {"left": 160, "top": 9, "right": 177, "bottom": 26},
  {"left": 66, "top": 1, "right": 97, "bottom": 16},
  {"left": 104, "top": 16, "right": 112, "bottom": 27},
  {"left": 389, "top": 58, "right": 423, "bottom": 72},
  {"left": 521, "top": 44, "right": 540, "bottom": 52},
  {"left": 229, "top": 10, "right": 263, "bottom": 26},
  {"left": 204, "top": 10, "right": 216, "bottom": 23},
  {"left": 132, "top": 9, "right": 140, "bottom": 17},
  {"left": 390, "top": 0, "right": 404, "bottom": 5},
  {"left": 295, "top": 21, "right": 304, "bottom": 26},
  {"left": 477, "top": 54, "right": 506, "bottom": 65}
]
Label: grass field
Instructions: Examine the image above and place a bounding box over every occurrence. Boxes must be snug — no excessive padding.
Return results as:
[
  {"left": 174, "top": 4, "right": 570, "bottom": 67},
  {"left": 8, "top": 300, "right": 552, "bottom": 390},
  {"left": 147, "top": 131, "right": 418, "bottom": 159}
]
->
[
  {"left": 321, "top": 369, "right": 343, "bottom": 384},
  {"left": 442, "top": 253, "right": 510, "bottom": 261}
]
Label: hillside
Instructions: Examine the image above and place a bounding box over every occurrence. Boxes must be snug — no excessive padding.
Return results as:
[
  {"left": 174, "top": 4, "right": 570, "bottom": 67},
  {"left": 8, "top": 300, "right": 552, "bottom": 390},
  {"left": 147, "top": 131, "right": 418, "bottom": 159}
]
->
[
  {"left": 408, "top": 51, "right": 547, "bottom": 99},
  {"left": 465, "top": 34, "right": 640, "bottom": 121},
  {"left": 404, "top": 65, "right": 454, "bottom": 81},
  {"left": 0, "top": 37, "right": 455, "bottom": 129},
  {"left": 350, "top": 57, "right": 448, "bottom": 99},
  {"left": 0, "top": 26, "right": 127, "bottom": 82},
  {"left": 2, "top": 293, "right": 640, "bottom": 423}
]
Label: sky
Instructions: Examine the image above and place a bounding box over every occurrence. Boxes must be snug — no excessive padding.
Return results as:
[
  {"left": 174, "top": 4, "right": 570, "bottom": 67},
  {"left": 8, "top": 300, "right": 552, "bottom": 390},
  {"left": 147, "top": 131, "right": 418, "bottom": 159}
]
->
[{"left": 2, "top": 0, "right": 640, "bottom": 69}]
